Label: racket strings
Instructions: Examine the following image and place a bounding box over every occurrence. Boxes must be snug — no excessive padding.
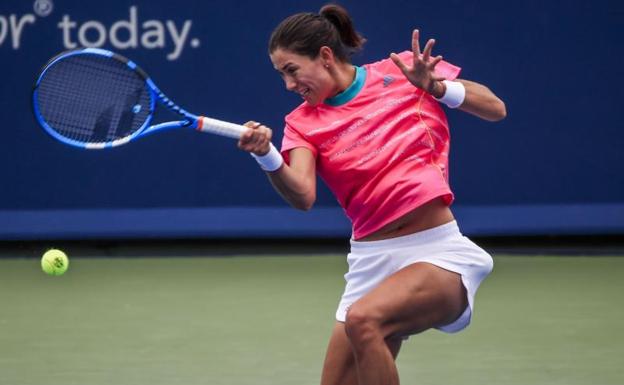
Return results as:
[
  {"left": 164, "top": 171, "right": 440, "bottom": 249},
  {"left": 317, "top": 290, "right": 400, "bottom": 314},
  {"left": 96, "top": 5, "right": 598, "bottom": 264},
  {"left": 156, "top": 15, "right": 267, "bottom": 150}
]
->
[{"left": 35, "top": 55, "right": 152, "bottom": 144}]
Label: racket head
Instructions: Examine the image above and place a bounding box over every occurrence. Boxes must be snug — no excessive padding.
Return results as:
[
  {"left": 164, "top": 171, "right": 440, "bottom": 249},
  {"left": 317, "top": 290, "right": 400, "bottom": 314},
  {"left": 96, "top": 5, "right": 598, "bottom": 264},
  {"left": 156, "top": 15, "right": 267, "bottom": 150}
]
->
[{"left": 33, "top": 48, "right": 156, "bottom": 149}]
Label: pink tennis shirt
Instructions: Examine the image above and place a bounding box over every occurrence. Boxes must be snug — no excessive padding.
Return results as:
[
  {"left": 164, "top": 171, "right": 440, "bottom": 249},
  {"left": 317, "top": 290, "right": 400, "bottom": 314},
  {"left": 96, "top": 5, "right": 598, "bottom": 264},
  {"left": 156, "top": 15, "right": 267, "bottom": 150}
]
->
[{"left": 281, "top": 51, "right": 461, "bottom": 239}]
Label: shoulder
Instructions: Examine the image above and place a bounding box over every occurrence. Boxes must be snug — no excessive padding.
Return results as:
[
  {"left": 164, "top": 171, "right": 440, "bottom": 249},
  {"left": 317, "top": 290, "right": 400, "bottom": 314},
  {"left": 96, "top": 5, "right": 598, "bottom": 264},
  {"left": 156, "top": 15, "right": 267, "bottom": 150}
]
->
[
  {"left": 285, "top": 101, "right": 313, "bottom": 124},
  {"left": 283, "top": 104, "right": 320, "bottom": 144},
  {"left": 285, "top": 101, "right": 330, "bottom": 134}
]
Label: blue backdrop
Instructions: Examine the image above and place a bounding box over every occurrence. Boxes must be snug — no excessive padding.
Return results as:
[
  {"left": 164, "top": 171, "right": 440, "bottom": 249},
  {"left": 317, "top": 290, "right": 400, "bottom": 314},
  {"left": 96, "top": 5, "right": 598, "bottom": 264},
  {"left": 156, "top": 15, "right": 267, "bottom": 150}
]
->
[{"left": 1, "top": 0, "right": 622, "bottom": 239}]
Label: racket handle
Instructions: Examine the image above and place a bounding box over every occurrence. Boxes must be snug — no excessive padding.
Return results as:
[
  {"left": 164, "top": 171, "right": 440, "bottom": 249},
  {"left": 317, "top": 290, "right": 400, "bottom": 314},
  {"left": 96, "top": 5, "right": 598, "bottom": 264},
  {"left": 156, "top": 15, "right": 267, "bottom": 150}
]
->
[{"left": 197, "top": 116, "right": 247, "bottom": 139}]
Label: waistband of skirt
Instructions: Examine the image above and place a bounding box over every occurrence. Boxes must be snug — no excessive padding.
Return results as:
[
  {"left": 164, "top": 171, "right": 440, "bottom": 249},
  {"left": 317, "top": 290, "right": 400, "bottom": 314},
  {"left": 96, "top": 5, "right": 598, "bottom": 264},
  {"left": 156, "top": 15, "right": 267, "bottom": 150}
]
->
[{"left": 350, "top": 220, "right": 461, "bottom": 250}]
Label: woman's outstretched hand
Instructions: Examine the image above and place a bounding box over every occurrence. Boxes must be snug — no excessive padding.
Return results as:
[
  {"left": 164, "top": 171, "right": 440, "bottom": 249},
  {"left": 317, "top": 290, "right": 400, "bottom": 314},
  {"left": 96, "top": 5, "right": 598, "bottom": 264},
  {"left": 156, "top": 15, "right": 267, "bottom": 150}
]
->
[{"left": 390, "top": 29, "right": 446, "bottom": 98}]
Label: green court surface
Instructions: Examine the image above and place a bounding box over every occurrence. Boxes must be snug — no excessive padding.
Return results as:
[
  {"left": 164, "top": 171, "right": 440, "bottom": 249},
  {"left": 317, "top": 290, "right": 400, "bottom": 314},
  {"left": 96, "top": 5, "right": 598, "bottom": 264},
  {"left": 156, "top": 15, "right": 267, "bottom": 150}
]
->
[{"left": 1, "top": 253, "right": 623, "bottom": 385}]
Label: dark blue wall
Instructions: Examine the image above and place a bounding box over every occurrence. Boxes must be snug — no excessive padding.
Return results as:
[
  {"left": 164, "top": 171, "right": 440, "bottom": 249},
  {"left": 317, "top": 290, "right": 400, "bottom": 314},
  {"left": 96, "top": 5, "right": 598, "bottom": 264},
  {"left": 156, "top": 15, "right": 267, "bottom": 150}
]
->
[{"left": 1, "top": 0, "right": 622, "bottom": 239}]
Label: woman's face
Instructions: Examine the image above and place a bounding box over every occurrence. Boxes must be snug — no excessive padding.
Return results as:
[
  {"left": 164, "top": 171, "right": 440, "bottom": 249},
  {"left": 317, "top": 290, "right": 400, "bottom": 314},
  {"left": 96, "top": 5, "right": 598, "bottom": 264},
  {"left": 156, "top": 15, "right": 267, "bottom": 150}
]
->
[{"left": 270, "top": 48, "right": 335, "bottom": 106}]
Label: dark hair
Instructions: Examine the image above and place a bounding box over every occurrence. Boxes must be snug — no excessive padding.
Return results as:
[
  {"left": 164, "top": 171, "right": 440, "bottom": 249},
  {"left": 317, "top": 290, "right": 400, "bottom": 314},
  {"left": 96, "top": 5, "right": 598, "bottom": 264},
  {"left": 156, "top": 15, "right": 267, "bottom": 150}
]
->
[{"left": 269, "top": 4, "right": 366, "bottom": 62}]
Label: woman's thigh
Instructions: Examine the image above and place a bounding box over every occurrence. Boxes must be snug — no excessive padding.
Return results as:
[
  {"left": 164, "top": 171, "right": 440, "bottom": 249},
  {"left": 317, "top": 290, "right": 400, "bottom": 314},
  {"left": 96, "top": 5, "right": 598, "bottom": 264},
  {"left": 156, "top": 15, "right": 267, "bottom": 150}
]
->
[{"left": 347, "top": 262, "right": 468, "bottom": 338}]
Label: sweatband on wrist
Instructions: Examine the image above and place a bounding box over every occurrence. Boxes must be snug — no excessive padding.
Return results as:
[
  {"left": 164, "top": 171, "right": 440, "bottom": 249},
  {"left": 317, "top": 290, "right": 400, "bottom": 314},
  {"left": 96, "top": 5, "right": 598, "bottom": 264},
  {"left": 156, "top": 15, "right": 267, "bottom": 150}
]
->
[
  {"left": 251, "top": 143, "right": 283, "bottom": 172},
  {"left": 435, "top": 80, "right": 466, "bottom": 108}
]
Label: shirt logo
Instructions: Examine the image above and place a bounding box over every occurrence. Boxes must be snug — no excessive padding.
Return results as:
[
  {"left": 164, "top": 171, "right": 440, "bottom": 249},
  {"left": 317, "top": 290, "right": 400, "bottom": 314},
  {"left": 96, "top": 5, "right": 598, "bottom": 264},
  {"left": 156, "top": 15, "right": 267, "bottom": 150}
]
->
[{"left": 383, "top": 75, "right": 395, "bottom": 87}]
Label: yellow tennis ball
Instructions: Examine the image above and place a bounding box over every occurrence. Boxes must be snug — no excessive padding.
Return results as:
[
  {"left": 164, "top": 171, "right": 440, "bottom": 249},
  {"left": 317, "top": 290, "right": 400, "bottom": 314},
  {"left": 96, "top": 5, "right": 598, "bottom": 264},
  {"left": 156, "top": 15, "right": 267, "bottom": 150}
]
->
[{"left": 41, "top": 249, "right": 69, "bottom": 276}]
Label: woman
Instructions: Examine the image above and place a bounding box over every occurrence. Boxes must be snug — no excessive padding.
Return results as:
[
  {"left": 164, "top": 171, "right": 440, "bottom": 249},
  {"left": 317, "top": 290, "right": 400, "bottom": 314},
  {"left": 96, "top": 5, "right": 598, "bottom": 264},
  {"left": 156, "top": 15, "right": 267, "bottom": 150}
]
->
[{"left": 238, "top": 4, "right": 506, "bottom": 385}]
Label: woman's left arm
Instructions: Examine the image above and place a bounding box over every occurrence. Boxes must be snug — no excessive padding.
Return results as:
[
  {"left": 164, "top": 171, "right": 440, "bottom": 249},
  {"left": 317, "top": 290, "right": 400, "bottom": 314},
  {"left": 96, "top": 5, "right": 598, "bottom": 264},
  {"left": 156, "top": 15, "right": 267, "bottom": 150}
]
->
[
  {"left": 391, "top": 29, "right": 506, "bottom": 122},
  {"left": 455, "top": 79, "right": 506, "bottom": 122}
]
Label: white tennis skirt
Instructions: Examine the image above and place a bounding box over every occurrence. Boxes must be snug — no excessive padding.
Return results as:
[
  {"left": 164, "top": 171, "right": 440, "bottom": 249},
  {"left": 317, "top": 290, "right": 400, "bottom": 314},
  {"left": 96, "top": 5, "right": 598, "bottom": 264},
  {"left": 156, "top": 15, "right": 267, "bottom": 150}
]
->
[{"left": 336, "top": 220, "right": 493, "bottom": 333}]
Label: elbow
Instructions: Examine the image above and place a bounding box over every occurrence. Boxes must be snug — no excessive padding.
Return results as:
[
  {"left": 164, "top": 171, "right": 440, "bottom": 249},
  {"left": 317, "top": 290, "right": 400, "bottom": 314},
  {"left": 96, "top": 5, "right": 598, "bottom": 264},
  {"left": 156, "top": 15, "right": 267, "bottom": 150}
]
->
[
  {"left": 292, "top": 201, "right": 314, "bottom": 211},
  {"left": 294, "top": 199, "right": 315, "bottom": 211},
  {"left": 295, "top": 203, "right": 314, "bottom": 212},
  {"left": 495, "top": 100, "right": 507, "bottom": 121},
  {"left": 487, "top": 99, "right": 507, "bottom": 122},
  {"left": 291, "top": 194, "right": 315, "bottom": 211}
]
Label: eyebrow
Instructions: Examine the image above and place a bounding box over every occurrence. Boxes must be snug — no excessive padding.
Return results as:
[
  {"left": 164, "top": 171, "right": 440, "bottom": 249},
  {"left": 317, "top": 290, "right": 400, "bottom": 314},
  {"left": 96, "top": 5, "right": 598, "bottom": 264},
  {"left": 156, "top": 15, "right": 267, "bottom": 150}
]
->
[{"left": 280, "top": 63, "right": 295, "bottom": 72}]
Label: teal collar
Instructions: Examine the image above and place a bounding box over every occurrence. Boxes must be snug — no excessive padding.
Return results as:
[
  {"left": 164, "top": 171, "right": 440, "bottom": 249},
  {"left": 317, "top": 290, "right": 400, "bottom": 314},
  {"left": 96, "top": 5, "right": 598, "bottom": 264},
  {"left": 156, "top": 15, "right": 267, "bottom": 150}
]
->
[{"left": 324, "top": 66, "right": 366, "bottom": 107}]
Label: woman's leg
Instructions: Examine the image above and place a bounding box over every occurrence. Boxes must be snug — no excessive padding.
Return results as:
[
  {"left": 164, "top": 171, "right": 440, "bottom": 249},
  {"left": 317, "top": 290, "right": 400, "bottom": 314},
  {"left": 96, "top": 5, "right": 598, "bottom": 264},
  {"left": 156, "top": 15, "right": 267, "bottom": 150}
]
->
[
  {"left": 344, "top": 262, "right": 467, "bottom": 385},
  {"left": 320, "top": 321, "right": 402, "bottom": 385}
]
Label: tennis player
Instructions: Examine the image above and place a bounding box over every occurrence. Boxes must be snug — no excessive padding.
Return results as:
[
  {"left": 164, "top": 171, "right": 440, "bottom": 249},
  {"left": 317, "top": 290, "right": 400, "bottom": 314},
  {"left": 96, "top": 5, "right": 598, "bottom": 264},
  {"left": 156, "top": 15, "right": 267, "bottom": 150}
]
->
[{"left": 239, "top": 4, "right": 506, "bottom": 385}]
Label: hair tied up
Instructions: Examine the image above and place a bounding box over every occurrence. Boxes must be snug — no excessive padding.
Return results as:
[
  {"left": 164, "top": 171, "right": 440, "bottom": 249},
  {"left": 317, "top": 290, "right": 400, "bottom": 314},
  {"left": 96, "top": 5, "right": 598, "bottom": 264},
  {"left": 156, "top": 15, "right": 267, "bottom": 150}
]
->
[
  {"left": 319, "top": 4, "right": 366, "bottom": 50},
  {"left": 269, "top": 3, "right": 366, "bottom": 61}
]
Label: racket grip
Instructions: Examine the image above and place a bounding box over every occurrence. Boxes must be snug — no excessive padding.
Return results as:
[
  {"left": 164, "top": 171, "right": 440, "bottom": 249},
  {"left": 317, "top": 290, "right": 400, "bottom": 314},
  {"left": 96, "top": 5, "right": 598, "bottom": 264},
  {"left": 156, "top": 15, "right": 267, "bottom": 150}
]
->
[{"left": 197, "top": 116, "right": 247, "bottom": 139}]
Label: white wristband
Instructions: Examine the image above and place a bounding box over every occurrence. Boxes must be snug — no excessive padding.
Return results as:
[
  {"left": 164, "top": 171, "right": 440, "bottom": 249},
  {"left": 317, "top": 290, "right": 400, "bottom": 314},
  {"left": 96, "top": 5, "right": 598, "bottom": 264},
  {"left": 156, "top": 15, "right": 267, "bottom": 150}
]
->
[
  {"left": 435, "top": 80, "right": 466, "bottom": 108},
  {"left": 251, "top": 143, "right": 283, "bottom": 172}
]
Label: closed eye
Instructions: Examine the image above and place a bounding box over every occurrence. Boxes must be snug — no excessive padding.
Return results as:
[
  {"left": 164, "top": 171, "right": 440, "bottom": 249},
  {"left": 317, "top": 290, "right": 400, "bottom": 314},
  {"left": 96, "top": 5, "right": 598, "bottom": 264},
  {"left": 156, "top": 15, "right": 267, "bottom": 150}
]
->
[{"left": 281, "top": 64, "right": 298, "bottom": 77}]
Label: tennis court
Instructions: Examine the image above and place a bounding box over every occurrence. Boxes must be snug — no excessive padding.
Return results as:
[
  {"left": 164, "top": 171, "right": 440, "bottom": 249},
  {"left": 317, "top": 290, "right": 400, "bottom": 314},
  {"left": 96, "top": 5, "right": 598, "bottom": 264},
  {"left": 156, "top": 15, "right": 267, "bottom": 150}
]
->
[{"left": 1, "top": 248, "right": 622, "bottom": 385}]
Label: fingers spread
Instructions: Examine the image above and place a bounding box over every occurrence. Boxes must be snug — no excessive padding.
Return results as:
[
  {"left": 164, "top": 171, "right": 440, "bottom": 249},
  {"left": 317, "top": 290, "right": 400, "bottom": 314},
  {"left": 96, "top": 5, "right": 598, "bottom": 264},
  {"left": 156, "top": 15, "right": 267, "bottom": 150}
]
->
[
  {"left": 390, "top": 52, "right": 409, "bottom": 74},
  {"left": 422, "top": 38, "right": 435, "bottom": 62},
  {"left": 430, "top": 55, "right": 443, "bottom": 68},
  {"left": 411, "top": 29, "right": 421, "bottom": 59}
]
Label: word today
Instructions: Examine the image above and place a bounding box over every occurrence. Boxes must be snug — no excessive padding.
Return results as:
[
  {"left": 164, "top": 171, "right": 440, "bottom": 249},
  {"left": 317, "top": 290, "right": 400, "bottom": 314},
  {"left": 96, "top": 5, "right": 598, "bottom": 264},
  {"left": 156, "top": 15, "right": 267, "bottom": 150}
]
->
[{"left": 0, "top": 6, "right": 199, "bottom": 61}]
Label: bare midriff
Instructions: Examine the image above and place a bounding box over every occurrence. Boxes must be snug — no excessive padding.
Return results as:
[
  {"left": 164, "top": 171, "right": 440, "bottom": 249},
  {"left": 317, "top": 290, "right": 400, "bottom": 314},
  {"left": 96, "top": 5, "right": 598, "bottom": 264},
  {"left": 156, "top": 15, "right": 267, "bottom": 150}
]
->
[{"left": 357, "top": 197, "right": 455, "bottom": 241}]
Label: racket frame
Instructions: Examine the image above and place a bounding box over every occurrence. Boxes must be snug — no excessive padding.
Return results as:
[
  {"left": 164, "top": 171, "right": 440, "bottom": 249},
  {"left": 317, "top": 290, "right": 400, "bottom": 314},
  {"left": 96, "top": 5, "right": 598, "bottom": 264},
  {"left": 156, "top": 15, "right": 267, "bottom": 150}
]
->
[{"left": 33, "top": 48, "right": 244, "bottom": 149}]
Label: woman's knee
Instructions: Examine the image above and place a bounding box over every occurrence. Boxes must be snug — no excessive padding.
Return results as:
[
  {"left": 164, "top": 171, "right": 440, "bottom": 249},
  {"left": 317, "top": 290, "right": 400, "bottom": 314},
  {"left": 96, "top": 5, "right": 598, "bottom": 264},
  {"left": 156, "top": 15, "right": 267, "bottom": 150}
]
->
[{"left": 344, "top": 305, "right": 382, "bottom": 347}]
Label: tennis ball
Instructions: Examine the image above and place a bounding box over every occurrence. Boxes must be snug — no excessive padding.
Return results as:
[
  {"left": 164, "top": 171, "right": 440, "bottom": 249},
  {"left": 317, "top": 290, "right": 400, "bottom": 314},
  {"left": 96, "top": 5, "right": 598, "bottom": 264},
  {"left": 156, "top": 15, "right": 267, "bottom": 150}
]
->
[{"left": 41, "top": 249, "right": 69, "bottom": 276}]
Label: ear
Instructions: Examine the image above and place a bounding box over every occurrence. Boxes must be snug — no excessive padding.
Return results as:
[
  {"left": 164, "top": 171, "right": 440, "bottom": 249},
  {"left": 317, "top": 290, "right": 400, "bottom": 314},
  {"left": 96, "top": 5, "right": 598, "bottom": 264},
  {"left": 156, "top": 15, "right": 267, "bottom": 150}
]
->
[{"left": 319, "top": 46, "right": 335, "bottom": 67}]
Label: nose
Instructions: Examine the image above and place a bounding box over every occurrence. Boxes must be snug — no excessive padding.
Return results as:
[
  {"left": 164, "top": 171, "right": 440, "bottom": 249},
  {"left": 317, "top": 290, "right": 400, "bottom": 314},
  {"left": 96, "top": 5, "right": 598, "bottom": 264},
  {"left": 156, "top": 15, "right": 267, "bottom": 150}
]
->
[{"left": 285, "top": 78, "right": 297, "bottom": 91}]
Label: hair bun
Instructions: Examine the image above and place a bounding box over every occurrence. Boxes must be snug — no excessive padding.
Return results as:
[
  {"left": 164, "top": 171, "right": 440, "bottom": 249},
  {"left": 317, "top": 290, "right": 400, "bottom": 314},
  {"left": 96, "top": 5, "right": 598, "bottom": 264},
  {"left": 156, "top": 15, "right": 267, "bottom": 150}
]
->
[{"left": 319, "top": 4, "right": 366, "bottom": 49}]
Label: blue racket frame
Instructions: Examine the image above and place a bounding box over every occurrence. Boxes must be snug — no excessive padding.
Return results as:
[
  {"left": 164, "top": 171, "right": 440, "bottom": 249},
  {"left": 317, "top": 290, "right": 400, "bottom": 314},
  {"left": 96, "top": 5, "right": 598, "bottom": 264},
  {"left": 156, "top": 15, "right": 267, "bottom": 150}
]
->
[{"left": 33, "top": 48, "right": 202, "bottom": 149}]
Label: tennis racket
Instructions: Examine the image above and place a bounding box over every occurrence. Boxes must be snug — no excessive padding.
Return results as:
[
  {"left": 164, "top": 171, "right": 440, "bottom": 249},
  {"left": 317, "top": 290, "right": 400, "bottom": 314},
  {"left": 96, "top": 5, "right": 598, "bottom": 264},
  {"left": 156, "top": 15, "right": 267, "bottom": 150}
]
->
[{"left": 32, "top": 48, "right": 247, "bottom": 149}]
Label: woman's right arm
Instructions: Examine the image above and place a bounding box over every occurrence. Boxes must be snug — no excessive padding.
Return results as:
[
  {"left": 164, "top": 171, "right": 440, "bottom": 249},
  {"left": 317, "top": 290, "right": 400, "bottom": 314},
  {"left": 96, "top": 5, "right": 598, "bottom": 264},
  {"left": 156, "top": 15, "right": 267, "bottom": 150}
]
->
[
  {"left": 267, "top": 147, "right": 316, "bottom": 211},
  {"left": 238, "top": 122, "right": 317, "bottom": 211}
]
